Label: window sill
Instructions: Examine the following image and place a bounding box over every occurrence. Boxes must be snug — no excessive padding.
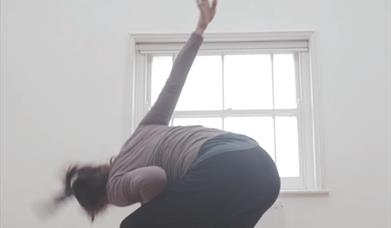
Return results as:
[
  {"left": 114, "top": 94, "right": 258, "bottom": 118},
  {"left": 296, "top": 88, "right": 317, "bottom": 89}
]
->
[{"left": 279, "top": 189, "right": 330, "bottom": 197}]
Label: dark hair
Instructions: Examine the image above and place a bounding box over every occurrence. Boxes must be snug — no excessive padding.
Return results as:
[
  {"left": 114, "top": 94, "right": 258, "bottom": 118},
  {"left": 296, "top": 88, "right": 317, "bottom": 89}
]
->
[{"left": 55, "top": 164, "right": 110, "bottom": 222}]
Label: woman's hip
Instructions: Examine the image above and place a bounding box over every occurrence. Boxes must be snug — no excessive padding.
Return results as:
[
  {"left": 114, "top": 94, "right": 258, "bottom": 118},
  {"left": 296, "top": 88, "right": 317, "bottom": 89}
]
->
[{"left": 170, "top": 146, "right": 281, "bottom": 203}]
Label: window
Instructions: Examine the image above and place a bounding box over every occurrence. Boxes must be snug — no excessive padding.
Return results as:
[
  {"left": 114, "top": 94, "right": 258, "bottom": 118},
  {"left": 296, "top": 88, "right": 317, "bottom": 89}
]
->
[{"left": 130, "top": 32, "right": 322, "bottom": 191}]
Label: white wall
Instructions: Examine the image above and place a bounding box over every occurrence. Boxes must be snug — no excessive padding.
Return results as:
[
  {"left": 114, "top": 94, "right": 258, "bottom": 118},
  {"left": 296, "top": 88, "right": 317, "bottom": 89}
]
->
[{"left": 1, "top": 0, "right": 390, "bottom": 227}]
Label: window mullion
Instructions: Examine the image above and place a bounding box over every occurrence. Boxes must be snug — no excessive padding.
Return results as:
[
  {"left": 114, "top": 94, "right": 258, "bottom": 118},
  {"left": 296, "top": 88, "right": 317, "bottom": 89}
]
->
[
  {"left": 295, "top": 52, "right": 306, "bottom": 186},
  {"left": 171, "top": 53, "right": 178, "bottom": 126},
  {"left": 222, "top": 54, "right": 226, "bottom": 130},
  {"left": 134, "top": 53, "right": 149, "bottom": 129},
  {"left": 145, "top": 54, "right": 153, "bottom": 110},
  {"left": 271, "top": 54, "right": 278, "bottom": 163},
  {"left": 174, "top": 109, "right": 297, "bottom": 117}
]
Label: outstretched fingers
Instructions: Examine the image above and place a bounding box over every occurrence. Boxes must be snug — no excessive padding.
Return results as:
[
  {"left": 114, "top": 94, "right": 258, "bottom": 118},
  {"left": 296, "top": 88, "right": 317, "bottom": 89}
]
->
[
  {"left": 197, "top": 0, "right": 216, "bottom": 9},
  {"left": 197, "top": 0, "right": 208, "bottom": 6},
  {"left": 195, "top": 0, "right": 218, "bottom": 34}
]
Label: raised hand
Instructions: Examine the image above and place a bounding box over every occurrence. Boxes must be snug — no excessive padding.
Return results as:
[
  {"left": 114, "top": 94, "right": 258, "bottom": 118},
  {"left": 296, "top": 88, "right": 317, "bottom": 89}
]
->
[{"left": 195, "top": 0, "right": 218, "bottom": 35}]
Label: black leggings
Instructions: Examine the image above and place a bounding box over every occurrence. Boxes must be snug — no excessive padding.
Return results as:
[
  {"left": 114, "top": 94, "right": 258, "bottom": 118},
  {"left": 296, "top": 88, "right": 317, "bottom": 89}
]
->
[{"left": 120, "top": 146, "right": 281, "bottom": 228}]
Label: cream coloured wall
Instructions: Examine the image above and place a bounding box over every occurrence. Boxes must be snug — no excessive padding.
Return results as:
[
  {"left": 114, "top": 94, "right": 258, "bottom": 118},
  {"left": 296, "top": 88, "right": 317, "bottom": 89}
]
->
[{"left": 1, "top": 0, "right": 390, "bottom": 227}]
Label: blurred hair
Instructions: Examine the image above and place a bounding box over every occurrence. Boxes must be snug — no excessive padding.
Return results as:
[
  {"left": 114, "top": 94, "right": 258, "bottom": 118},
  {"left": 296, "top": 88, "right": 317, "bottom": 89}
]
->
[{"left": 54, "top": 163, "right": 111, "bottom": 222}]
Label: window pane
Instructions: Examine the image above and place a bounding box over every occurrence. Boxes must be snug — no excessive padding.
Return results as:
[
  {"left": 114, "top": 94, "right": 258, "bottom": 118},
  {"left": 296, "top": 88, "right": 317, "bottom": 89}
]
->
[
  {"left": 176, "top": 56, "right": 223, "bottom": 111},
  {"left": 172, "top": 117, "right": 222, "bottom": 129},
  {"left": 224, "top": 55, "right": 273, "bottom": 110},
  {"left": 151, "top": 56, "right": 173, "bottom": 105},
  {"left": 224, "top": 117, "right": 275, "bottom": 159},
  {"left": 275, "top": 116, "right": 300, "bottom": 177},
  {"left": 273, "top": 54, "right": 297, "bottom": 109}
]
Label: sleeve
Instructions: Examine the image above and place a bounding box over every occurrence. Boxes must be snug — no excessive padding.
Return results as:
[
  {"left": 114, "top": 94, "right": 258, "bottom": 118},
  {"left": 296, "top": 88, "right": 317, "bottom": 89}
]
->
[
  {"left": 107, "top": 166, "right": 167, "bottom": 206},
  {"left": 138, "top": 32, "right": 204, "bottom": 126}
]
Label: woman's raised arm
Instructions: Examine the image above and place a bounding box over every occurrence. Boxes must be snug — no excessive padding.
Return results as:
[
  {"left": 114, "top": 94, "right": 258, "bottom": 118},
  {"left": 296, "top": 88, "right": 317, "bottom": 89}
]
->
[{"left": 138, "top": 0, "right": 218, "bottom": 126}]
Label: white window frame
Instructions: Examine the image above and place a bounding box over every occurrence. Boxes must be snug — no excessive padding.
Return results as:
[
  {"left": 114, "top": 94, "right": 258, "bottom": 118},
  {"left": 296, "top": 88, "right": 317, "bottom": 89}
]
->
[{"left": 128, "top": 31, "right": 325, "bottom": 193}]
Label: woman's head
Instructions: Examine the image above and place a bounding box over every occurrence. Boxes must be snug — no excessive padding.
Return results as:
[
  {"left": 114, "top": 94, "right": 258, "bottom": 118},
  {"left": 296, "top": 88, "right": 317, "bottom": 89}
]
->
[{"left": 55, "top": 163, "right": 111, "bottom": 221}]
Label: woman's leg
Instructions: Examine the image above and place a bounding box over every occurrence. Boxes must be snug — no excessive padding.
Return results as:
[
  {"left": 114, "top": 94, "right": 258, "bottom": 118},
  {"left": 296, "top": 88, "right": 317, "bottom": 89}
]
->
[
  {"left": 120, "top": 147, "right": 280, "bottom": 228},
  {"left": 218, "top": 207, "right": 265, "bottom": 228},
  {"left": 213, "top": 147, "right": 280, "bottom": 227},
  {"left": 119, "top": 181, "right": 222, "bottom": 228}
]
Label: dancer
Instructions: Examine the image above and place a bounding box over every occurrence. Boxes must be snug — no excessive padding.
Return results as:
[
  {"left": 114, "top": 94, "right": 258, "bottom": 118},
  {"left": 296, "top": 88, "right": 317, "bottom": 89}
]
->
[{"left": 51, "top": 0, "right": 280, "bottom": 227}]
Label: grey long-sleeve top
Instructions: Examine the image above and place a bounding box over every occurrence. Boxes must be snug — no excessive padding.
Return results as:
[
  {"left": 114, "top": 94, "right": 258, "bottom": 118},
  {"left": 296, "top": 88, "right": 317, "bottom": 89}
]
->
[{"left": 106, "top": 33, "right": 227, "bottom": 206}]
